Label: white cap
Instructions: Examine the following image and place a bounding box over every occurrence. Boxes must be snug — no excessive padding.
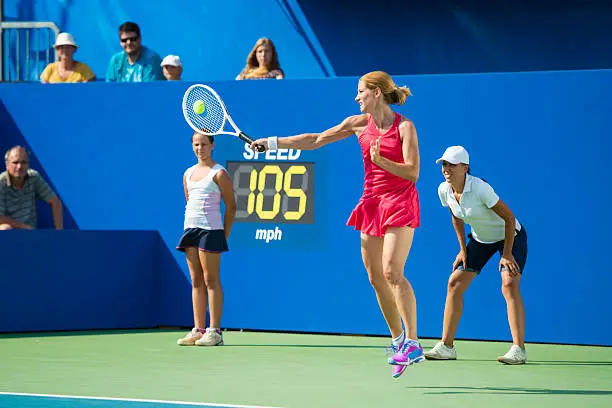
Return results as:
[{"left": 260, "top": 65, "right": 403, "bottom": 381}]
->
[
  {"left": 436, "top": 145, "right": 470, "bottom": 165},
  {"left": 54, "top": 32, "right": 77, "bottom": 48},
  {"left": 161, "top": 54, "right": 182, "bottom": 67}
]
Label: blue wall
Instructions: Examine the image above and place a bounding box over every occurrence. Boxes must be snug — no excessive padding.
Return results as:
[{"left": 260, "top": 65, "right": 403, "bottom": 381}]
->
[
  {"left": 0, "top": 230, "right": 188, "bottom": 332},
  {"left": 0, "top": 71, "right": 610, "bottom": 345},
  {"left": 299, "top": 0, "right": 612, "bottom": 75},
  {"left": 2, "top": 0, "right": 332, "bottom": 81}
]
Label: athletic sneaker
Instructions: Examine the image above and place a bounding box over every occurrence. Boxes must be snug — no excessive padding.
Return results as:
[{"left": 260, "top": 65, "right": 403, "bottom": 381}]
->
[
  {"left": 176, "top": 328, "right": 203, "bottom": 346},
  {"left": 388, "top": 339, "right": 425, "bottom": 366},
  {"left": 424, "top": 341, "right": 457, "bottom": 360},
  {"left": 195, "top": 328, "right": 224, "bottom": 346},
  {"left": 387, "top": 343, "right": 407, "bottom": 379},
  {"left": 497, "top": 345, "right": 527, "bottom": 365}
]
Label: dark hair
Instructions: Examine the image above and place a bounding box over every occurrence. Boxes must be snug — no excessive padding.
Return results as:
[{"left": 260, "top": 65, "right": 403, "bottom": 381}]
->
[
  {"left": 119, "top": 22, "right": 140, "bottom": 37},
  {"left": 192, "top": 132, "right": 214, "bottom": 144}
]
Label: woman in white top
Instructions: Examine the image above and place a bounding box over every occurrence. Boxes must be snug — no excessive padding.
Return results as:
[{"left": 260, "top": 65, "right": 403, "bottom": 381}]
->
[
  {"left": 424, "top": 146, "right": 528, "bottom": 364},
  {"left": 175, "top": 132, "right": 236, "bottom": 347}
]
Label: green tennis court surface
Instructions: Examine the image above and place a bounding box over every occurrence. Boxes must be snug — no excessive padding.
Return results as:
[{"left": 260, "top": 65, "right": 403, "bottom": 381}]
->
[{"left": 0, "top": 330, "right": 610, "bottom": 408}]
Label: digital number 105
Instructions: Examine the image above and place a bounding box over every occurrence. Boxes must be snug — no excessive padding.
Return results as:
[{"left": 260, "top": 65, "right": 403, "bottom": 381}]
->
[{"left": 227, "top": 162, "right": 314, "bottom": 224}]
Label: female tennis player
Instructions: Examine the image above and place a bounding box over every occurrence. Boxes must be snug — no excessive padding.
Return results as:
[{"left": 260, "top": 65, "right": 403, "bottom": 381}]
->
[
  {"left": 425, "top": 146, "right": 528, "bottom": 364},
  {"left": 176, "top": 132, "right": 236, "bottom": 347},
  {"left": 251, "top": 71, "right": 423, "bottom": 378}
]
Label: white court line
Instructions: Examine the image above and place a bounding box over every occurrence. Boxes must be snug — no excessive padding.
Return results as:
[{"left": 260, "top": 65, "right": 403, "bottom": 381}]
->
[{"left": 0, "top": 392, "right": 282, "bottom": 408}]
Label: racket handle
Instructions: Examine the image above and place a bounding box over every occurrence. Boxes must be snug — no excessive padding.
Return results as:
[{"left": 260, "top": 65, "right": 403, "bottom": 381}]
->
[{"left": 239, "top": 132, "right": 265, "bottom": 152}]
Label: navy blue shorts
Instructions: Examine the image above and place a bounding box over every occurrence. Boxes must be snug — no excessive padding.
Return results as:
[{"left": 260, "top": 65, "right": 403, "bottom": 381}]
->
[
  {"left": 458, "top": 227, "right": 528, "bottom": 274},
  {"left": 176, "top": 228, "right": 228, "bottom": 253}
]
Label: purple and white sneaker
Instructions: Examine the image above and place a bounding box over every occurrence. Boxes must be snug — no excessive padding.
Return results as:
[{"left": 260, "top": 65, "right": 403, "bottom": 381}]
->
[
  {"left": 388, "top": 339, "right": 425, "bottom": 367},
  {"left": 387, "top": 343, "right": 408, "bottom": 378}
]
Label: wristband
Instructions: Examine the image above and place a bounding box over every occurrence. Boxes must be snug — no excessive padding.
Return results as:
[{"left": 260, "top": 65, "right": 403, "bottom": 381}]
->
[{"left": 267, "top": 136, "right": 278, "bottom": 151}]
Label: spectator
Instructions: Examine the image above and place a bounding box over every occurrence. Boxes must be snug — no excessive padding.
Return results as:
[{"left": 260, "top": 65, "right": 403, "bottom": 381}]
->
[
  {"left": 236, "top": 37, "right": 284, "bottom": 80},
  {"left": 40, "top": 32, "right": 95, "bottom": 83},
  {"left": 106, "top": 22, "right": 164, "bottom": 82},
  {"left": 161, "top": 55, "right": 183, "bottom": 81},
  {"left": 0, "top": 146, "right": 63, "bottom": 230}
]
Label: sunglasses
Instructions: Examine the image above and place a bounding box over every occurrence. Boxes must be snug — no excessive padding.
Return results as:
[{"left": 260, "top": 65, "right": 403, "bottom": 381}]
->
[{"left": 120, "top": 36, "right": 139, "bottom": 43}]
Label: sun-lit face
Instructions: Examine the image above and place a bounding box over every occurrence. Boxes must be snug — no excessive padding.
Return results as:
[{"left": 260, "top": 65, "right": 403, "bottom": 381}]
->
[
  {"left": 120, "top": 32, "right": 141, "bottom": 56},
  {"left": 56, "top": 45, "right": 76, "bottom": 60},
  {"left": 441, "top": 161, "right": 469, "bottom": 184},
  {"left": 162, "top": 65, "right": 182, "bottom": 80},
  {"left": 255, "top": 44, "right": 273, "bottom": 68},
  {"left": 192, "top": 134, "right": 213, "bottom": 161},
  {"left": 5, "top": 148, "right": 29, "bottom": 179},
  {"left": 355, "top": 81, "right": 378, "bottom": 113}
]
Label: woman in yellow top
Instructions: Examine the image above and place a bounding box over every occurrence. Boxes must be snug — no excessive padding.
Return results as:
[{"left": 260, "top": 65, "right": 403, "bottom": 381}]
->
[
  {"left": 41, "top": 33, "right": 95, "bottom": 83},
  {"left": 236, "top": 37, "right": 284, "bottom": 80}
]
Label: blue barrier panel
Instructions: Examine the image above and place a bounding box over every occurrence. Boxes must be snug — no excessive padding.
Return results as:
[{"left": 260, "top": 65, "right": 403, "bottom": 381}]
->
[
  {"left": 0, "top": 230, "right": 162, "bottom": 332},
  {"left": 0, "top": 70, "right": 610, "bottom": 344}
]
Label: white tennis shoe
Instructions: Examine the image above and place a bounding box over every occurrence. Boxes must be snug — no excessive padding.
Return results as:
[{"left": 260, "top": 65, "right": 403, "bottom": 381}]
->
[
  {"left": 424, "top": 341, "right": 457, "bottom": 360},
  {"left": 497, "top": 345, "right": 527, "bottom": 365},
  {"left": 176, "top": 328, "right": 203, "bottom": 346},
  {"left": 195, "top": 328, "right": 224, "bottom": 346}
]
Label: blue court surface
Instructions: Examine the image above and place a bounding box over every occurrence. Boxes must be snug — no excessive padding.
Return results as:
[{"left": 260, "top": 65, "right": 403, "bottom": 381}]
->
[{"left": 0, "top": 393, "right": 279, "bottom": 408}]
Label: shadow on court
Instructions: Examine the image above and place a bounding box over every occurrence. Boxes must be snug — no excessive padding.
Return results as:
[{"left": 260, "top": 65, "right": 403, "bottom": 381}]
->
[
  {"left": 223, "top": 344, "right": 382, "bottom": 349},
  {"left": 527, "top": 360, "right": 612, "bottom": 366},
  {"left": 409, "top": 386, "right": 612, "bottom": 395},
  {"left": 423, "top": 358, "right": 612, "bottom": 366}
]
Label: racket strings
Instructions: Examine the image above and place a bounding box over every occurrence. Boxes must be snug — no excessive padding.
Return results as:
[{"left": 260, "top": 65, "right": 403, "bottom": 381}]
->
[{"left": 184, "top": 87, "right": 225, "bottom": 134}]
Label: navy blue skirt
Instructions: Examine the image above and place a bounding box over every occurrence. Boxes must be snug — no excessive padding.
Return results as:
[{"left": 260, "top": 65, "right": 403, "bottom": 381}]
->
[{"left": 176, "top": 228, "right": 228, "bottom": 253}]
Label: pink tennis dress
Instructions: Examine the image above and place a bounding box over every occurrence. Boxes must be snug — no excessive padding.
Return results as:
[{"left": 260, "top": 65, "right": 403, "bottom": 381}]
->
[{"left": 346, "top": 113, "right": 420, "bottom": 237}]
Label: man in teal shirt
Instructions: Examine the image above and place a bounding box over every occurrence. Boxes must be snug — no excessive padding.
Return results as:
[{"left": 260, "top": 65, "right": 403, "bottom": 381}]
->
[{"left": 106, "top": 22, "right": 164, "bottom": 82}]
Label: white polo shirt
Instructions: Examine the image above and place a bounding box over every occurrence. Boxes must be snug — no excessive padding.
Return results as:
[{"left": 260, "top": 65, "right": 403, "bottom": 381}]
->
[{"left": 438, "top": 175, "right": 522, "bottom": 244}]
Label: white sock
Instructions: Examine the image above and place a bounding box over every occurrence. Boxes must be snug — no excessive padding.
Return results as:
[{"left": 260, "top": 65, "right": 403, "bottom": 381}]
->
[{"left": 392, "top": 331, "right": 405, "bottom": 347}]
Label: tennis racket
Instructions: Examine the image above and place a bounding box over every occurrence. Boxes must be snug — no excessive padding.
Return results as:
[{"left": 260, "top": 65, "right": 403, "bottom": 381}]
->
[{"left": 182, "top": 84, "right": 265, "bottom": 152}]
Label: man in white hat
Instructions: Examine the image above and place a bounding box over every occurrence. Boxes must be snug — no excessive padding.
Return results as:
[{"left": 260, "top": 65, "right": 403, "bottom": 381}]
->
[
  {"left": 40, "top": 32, "right": 95, "bottom": 83},
  {"left": 161, "top": 55, "right": 183, "bottom": 81}
]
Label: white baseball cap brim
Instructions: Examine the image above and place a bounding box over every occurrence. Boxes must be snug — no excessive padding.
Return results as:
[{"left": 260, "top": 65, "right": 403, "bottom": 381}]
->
[
  {"left": 161, "top": 55, "right": 182, "bottom": 67},
  {"left": 436, "top": 145, "right": 470, "bottom": 165}
]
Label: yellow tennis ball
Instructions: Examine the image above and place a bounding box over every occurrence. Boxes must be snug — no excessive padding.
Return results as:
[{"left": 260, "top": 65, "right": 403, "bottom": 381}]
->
[{"left": 193, "top": 100, "right": 205, "bottom": 115}]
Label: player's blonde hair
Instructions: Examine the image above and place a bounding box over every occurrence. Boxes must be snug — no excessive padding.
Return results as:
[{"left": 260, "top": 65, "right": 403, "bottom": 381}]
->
[{"left": 360, "top": 71, "right": 412, "bottom": 106}]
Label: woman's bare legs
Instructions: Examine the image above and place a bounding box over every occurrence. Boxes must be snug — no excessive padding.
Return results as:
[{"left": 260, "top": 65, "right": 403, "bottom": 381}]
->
[
  {"left": 382, "top": 227, "right": 417, "bottom": 340},
  {"left": 199, "top": 250, "right": 223, "bottom": 329},
  {"left": 361, "top": 233, "right": 403, "bottom": 338}
]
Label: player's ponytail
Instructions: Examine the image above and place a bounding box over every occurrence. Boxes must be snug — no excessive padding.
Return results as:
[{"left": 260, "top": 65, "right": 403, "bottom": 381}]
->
[{"left": 387, "top": 86, "right": 412, "bottom": 106}]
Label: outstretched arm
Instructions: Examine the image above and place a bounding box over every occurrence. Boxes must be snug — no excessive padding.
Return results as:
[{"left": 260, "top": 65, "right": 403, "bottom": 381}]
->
[{"left": 251, "top": 114, "right": 367, "bottom": 151}]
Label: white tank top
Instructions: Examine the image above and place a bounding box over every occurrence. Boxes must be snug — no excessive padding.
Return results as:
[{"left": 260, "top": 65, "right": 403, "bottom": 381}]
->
[{"left": 184, "top": 163, "right": 225, "bottom": 230}]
